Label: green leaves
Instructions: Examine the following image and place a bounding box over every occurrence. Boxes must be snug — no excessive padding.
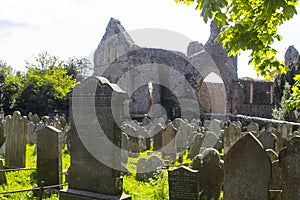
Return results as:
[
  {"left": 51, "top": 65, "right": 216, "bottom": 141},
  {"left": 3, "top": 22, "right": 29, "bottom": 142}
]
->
[{"left": 175, "top": 0, "right": 299, "bottom": 78}]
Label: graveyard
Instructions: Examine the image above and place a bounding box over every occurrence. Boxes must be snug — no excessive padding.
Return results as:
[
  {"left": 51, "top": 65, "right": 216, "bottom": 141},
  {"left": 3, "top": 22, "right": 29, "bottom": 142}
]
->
[{"left": 0, "top": 4, "right": 300, "bottom": 200}]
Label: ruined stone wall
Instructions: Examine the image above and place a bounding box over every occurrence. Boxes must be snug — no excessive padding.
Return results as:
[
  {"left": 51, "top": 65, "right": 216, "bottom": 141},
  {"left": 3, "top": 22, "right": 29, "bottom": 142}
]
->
[
  {"left": 93, "top": 18, "right": 277, "bottom": 119},
  {"left": 237, "top": 79, "right": 276, "bottom": 118}
]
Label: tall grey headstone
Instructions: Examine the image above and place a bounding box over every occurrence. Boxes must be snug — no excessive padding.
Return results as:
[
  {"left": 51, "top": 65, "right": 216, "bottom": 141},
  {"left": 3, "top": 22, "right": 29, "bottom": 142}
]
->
[
  {"left": 162, "top": 123, "right": 177, "bottom": 161},
  {"left": 60, "top": 77, "right": 131, "bottom": 200},
  {"left": 224, "top": 133, "right": 271, "bottom": 200},
  {"left": 5, "top": 111, "right": 27, "bottom": 168},
  {"left": 279, "top": 136, "right": 300, "bottom": 200},
  {"left": 37, "top": 126, "right": 62, "bottom": 190}
]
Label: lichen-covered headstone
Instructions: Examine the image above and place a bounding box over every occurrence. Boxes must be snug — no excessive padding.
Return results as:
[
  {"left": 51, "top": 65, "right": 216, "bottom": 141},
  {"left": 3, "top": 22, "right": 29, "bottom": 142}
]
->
[
  {"left": 5, "top": 111, "right": 27, "bottom": 168},
  {"left": 224, "top": 122, "right": 241, "bottom": 154},
  {"left": 60, "top": 77, "right": 131, "bottom": 199},
  {"left": 224, "top": 133, "right": 271, "bottom": 200}
]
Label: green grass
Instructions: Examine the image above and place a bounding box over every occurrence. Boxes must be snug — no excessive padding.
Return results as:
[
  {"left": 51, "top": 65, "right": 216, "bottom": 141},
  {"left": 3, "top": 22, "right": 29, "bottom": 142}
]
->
[
  {"left": 0, "top": 145, "right": 223, "bottom": 200},
  {"left": 0, "top": 144, "right": 69, "bottom": 200}
]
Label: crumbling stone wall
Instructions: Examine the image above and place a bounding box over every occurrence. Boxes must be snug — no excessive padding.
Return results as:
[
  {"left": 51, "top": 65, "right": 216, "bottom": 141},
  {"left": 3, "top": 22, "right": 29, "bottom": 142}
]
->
[
  {"left": 238, "top": 78, "right": 276, "bottom": 118},
  {"left": 93, "top": 17, "right": 277, "bottom": 119}
]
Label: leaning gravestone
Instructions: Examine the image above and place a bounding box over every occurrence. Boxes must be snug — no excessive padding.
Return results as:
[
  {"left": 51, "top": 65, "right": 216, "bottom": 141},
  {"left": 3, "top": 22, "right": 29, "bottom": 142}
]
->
[
  {"left": 224, "top": 133, "right": 271, "bottom": 200},
  {"left": 5, "top": 111, "right": 27, "bottom": 168},
  {"left": 192, "top": 148, "right": 223, "bottom": 200},
  {"left": 188, "top": 133, "right": 203, "bottom": 159},
  {"left": 162, "top": 122, "right": 177, "bottom": 161},
  {"left": 223, "top": 122, "right": 241, "bottom": 154},
  {"left": 168, "top": 165, "right": 200, "bottom": 200},
  {"left": 60, "top": 77, "right": 131, "bottom": 199},
  {"left": 279, "top": 136, "right": 300, "bottom": 200},
  {"left": 37, "top": 126, "right": 62, "bottom": 190}
]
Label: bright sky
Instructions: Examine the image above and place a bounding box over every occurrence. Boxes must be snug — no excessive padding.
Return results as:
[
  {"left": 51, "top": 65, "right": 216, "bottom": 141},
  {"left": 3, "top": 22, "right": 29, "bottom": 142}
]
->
[{"left": 1, "top": 0, "right": 299, "bottom": 79}]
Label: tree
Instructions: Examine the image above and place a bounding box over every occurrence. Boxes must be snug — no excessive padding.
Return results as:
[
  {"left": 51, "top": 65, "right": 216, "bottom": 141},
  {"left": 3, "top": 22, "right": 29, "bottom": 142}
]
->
[
  {"left": 175, "top": 0, "right": 299, "bottom": 107},
  {"left": 0, "top": 61, "right": 23, "bottom": 115},
  {"left": 15, "top": 52, "right": 76, "bottom": 116},
  {"left": 65, "top": 56, "right": 91, "bottom": 82}
]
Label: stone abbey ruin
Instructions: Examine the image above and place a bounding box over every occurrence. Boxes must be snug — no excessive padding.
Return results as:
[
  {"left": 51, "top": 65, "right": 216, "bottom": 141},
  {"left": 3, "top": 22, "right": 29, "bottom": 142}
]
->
[
  {"left": 0, "top": 17, "right": 299, "bottom": 200},
  {"left": 93, "top": 18, "right": 276, "bottom": 120}
]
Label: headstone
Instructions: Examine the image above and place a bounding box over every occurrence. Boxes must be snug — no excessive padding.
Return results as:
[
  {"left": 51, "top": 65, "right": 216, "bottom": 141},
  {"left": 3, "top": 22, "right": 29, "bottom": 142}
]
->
[
  {"left": 32, "top": 114, "right": 40, "bottom": 124},
  {"left": 173, "top": 118, "right": 188, "bottom": 152},
  {"left": 135, "top": 158, "right": 147, "bottom": 181},
  {"left": 27, "top": 121, "right": 36, "bottom": 144},
  {"left": 224, "top": 122, "right": 241, "bottom": 154},
  {"left": 188, "top": 133, "right": 203, "bottom": 159},
  {"left": 139, "top": 127, "right": 150, "bottom": 150},
  {"left": 266, "top": 149, "right": 278, "bottom": 162},
  {"left": 42, "top": 116, "right": 51, "bottom": 126},
  {"left": 121, "top": 132, "right": 129, "bottom": 164},
  {"left": 224, "top": 133, "right": 271, "bottom": 200},
  {"left": 168, "top": 165, "right": 200, "bottom": 200},
  {"left": 192, "top": 148, "right": 223, "bottom": 200},
  {"left": 279, "top": 136, "right": 300, "bottom": 200},
  {"left": 5, "top": 111, "right": 27, "bottom": 168},
  {"left": 53, "top": 117, "right": 62, "bottom": 130},
  {"left": 129, "top": 135, "right": 139, "bottom": 156},
  {"left": 246, "top": 122, "right": 259, "bottom": 135},
  {"left": 146, "top": 155, "right": 164, "bottom": 179},
  {"left": 207, "top": 119, "right": 223, "bottom": 137},
  {"left": 28, "top": 112, "right": 33, "bottom": 122},
  {"left": 258, "top": 131, "right": 279, "bottom": 152},
  {"left": 269, "top": 160, "right": 281, "bottom": 189},
  {"left": 138, "top": 135, "right": 147, "bottom": 151},
  {"left": 0, "top": 159, "right": 6, "bottom": 185},
  {"left": 37, "top": 126, "right": 62, "bottom": 190},
  {"left": 60, "top": 77, "right": 131, "bottom": 199},
  {"left": 152, "top": 123, "right": 163, "bottom": 151},
  {"left": 200, "top": 132, "right": 220, "bottom": 153},
  {"left": 0, "top": 120, "right": 5, "bottom": 148},
  {"left": 162, "top": 123, "right": 177, "bottom": 161}
]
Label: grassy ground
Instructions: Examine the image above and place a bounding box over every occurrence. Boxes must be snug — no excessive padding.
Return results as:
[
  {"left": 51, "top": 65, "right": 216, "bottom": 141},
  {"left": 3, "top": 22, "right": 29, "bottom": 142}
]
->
[
  {"left": 0, "top": 145, "right": 223, "bottom": 200},
  {"left": 0, "top": 144, "right": 69, "bottom": 200}
]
